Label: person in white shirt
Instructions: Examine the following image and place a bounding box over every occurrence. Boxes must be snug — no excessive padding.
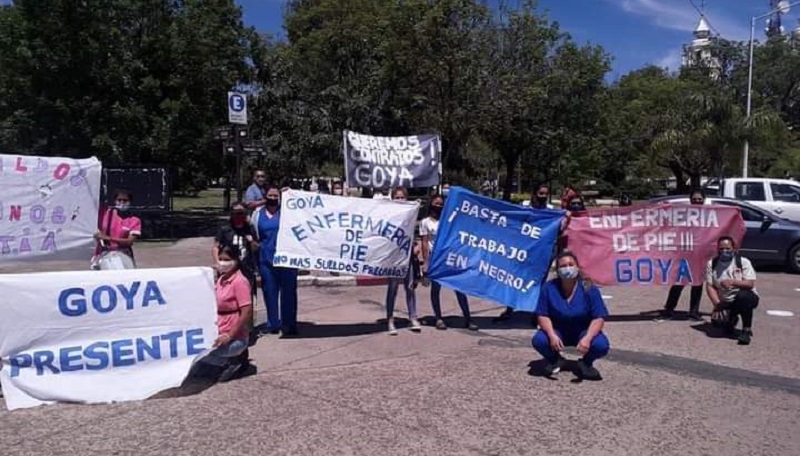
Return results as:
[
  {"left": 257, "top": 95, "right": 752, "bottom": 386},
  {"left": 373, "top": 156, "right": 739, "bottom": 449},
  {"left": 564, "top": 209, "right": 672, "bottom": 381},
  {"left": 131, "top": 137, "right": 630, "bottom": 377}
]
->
[
  {"left": 706, "top": 236, "right": 759, "bottom": 345},
  {"left": 420, "top": 194, "right": 477, "bottom": 331}
]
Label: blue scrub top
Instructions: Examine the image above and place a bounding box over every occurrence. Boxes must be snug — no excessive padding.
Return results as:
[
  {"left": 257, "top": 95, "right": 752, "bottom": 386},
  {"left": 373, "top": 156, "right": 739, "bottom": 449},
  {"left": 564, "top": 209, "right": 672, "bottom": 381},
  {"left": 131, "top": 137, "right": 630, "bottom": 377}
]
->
[
  {"left": 537, "top": 279, "right": 609, "bottom": 339},
  {"left": 256, "top": 208, "right": 280, "bottom": 266}
]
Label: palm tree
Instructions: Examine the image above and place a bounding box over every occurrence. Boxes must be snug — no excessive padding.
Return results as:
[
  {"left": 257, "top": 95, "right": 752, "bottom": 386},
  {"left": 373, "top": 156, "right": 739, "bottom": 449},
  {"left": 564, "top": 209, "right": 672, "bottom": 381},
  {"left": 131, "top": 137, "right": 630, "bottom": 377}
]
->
[{"left": 652, "top": 86, "right": 785, "bottom": 191}]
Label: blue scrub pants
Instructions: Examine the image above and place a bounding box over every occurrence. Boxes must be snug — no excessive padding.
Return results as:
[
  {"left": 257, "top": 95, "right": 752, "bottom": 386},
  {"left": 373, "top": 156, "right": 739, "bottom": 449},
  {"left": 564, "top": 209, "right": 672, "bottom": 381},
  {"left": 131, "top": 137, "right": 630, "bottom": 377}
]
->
[
  {"left": 430, "top": 280, "right": 470, "bottom": 320},
  {"left": 532, "top": 329, "right": 610, "bottom": 367},
  {"left": 260, "top": 263, "right": 299, "bottom": 332},
  {"left": 202, "top": 339, "right": 248, "bottom": 367}
]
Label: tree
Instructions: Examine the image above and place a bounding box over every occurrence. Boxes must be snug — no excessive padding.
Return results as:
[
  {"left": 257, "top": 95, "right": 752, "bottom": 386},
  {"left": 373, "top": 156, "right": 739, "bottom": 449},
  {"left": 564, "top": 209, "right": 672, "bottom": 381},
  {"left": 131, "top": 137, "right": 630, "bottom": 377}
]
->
[{"left": 478, "top": 2, "right": 609, "bottom": 200}]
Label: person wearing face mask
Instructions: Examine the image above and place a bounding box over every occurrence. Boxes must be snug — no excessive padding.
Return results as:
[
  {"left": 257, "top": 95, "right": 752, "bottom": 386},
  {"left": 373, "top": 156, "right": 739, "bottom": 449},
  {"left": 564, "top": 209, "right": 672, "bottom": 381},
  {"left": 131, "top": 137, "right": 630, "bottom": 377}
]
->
[
  {"left": 332, "top": 181, "right": 345, "bottom": 196},
  {"left": 522, "top": 183, "right": 553, "bottom": 209},
  {"left": 497, "top": 183, "right": 555, "bottom": 323},
  {"left": 441, "top": 182, "right": 451, "bottom": 197},
  {"left": 213, "top": 202, "right": 258, "bottom": 292},
  {"left": 420, "top": 194, "right": 477, "bottom": 331},
  {"left": 245, "top": 170, "right": 268, "bottom": 211},
  {"left": 252, "top": 185, "right": 299, "bottom": 336},
  {"left": 202, "top": 244, "right": 254, "bottom": 382},
  {"left": 385, "top": 187, "right": 423, "bottom": 335},
  {"left": 93, "top": 189, "right": 141, "bottom": 267},
  {"left": 532, "top": 251, "right": 610, "bottom": 380},
  {"left": 659, "top": 189, "right": 706, "bottom": 321},
  {"left": 706, "top": 236, "right": 759, "bottom": 345}
]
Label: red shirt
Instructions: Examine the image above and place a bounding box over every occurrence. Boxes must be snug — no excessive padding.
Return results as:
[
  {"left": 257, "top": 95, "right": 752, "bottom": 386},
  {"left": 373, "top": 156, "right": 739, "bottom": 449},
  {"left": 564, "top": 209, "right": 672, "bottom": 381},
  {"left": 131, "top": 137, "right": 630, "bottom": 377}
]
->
[
  {"left": 214, "top": 270, "right": 252, "bottom": 341},
  {"left": 95, "top": 207, "right": 142, "bottom": 256}
]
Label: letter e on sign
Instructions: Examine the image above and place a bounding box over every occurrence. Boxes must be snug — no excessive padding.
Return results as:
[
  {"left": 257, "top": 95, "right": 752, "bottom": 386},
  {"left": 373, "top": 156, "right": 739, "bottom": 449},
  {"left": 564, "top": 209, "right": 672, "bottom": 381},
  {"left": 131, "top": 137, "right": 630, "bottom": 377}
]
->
[{"left": 228, "top": 92, "right": 247, "bottom": 125}]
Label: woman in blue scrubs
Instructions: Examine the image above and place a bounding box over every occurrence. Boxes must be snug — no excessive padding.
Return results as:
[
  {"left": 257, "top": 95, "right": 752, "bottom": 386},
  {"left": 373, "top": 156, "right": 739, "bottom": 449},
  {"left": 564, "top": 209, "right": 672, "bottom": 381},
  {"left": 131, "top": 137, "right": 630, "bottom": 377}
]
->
[
  {"left": 252, "top": 185, "right": 299, "bottom": 336},
  {"left": 532, "top": 251, "right": 610, "bottom": 380}
]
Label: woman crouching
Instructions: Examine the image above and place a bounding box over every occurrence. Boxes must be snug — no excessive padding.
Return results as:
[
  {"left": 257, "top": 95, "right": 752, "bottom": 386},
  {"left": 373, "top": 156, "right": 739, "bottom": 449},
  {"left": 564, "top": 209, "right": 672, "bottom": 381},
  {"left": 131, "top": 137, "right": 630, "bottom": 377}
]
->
[
  {"left": 202, "top": 244, "right": 254, "bottom": 382},
  {"left": 532, "top": 251, "right": 610, "bottom": 380}
]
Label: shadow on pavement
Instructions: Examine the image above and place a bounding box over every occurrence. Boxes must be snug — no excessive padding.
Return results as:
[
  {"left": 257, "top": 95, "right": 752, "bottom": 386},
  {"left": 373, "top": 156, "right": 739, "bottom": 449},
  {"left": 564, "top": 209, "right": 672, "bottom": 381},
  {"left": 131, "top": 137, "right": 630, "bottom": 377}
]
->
[
  {"left": 289, "top": 321, "right": 386, "bottom": 338},
  {"left": 690, "top": 322, "right": 739, "bottom": 340},
  {"left": 527, "top": 359, "right": 586, "bottom": 383},
  {"left": 148, "top": 357, "right": 258, "bottom": 400}
]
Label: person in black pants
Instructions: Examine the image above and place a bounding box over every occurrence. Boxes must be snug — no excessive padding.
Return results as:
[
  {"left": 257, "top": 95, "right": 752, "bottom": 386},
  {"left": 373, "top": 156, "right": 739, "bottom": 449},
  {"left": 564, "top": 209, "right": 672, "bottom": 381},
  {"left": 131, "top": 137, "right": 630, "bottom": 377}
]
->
[
  {"left": 660, "top": 189, "right": 706, "bottom": 321},
  {"left": 706, "top": 236, "right": 759, "bottom": 345}
]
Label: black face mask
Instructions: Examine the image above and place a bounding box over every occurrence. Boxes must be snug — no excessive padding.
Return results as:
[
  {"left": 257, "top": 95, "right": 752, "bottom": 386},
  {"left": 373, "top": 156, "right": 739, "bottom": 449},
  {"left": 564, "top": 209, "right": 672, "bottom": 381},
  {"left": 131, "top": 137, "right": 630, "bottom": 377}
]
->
[
  {"left": 569, "top": 204, "right": 585, "bottom": 212},
  {"left": 430, "top": 206, "right": 442, "bottom": 216},
  {"left": 536, "top": 196, "right": 548, "bottom": 205},
  {"left": 266, "top": 198, "right": 280, "bottom": 208}
]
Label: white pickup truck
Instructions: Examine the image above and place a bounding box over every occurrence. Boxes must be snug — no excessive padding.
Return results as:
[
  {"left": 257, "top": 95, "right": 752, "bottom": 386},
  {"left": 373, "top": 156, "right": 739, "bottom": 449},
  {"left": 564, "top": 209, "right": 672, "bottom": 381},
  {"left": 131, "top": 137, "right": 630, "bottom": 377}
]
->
[{"left": 706, "top": 178, "right": 800, "bottom": 223}]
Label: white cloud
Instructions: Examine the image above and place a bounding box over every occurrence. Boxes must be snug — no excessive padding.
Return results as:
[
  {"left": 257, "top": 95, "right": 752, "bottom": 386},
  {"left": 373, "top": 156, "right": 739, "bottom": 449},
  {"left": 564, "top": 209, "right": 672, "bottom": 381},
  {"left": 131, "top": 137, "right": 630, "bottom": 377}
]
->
[
  {"left": 609, "top": 0, "right": 750, "bottom": 41},
  {"left": 655, "top": 48, "right": 684, "bottom": 70}
]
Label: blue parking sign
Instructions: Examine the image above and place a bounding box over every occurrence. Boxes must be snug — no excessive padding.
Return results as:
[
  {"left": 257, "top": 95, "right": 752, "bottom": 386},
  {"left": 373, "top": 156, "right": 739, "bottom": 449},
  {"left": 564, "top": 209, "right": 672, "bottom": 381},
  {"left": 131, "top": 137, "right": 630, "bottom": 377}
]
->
[{"left": 227, "top": 92, "right": 247, "bottom": 125}]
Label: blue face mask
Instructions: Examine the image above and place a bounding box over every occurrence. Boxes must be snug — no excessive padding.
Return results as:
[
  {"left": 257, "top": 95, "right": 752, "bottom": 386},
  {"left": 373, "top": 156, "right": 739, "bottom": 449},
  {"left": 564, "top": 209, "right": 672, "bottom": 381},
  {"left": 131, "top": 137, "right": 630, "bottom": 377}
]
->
[
  {"left": 718, "top": 250, "right": 734, "bottom": 262},
  {"left": 557, "top": 266, "right": 579, "bottom": 280}
]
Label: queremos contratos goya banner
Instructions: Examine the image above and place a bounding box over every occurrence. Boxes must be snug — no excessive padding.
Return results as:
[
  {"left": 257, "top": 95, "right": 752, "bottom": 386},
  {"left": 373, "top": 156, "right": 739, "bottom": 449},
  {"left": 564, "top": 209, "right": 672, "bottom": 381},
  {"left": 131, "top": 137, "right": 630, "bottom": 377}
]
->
[{"left": 343, "top": 130, "right": 441, "bottom": 189}]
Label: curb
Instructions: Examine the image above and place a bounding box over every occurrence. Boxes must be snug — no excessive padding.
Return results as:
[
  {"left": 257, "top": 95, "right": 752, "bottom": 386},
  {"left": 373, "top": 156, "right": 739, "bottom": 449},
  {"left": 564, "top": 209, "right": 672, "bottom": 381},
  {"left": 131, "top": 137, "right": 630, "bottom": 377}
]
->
[{"left": 258, "top": 275, "right": 388, "bottom": 288}]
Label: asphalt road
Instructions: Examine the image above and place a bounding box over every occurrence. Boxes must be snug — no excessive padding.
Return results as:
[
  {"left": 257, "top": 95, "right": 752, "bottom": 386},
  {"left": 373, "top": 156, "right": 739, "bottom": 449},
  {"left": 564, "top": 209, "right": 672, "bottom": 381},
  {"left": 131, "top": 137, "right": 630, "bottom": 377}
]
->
[{"left": 1, "top": 238, "right": 799, "bottom": 455}]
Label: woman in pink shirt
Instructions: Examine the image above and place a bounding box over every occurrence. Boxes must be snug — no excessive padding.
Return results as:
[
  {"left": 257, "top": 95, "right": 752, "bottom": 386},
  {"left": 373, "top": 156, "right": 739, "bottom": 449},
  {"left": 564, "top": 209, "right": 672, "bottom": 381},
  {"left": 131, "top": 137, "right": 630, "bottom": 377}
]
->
[
  {"left": 202, "top": 244, "right": 254, "bottom": 382},
  {"left": 93, "top": 189, "right": 142, "bottom": 267}
]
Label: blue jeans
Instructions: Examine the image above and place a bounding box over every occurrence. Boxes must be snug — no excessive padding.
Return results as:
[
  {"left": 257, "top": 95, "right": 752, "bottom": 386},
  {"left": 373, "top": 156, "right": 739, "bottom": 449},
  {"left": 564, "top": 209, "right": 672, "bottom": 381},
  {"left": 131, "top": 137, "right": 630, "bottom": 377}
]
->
[
  {"left": 532, "top": 329, "right": 610, "bottom": 367},
  {"left": 260, "top": 263, "right": 299, "bottom": 332},
  {"left": 203, "top": 339, "right": 247, "bottom": 367},
  {"left": 386, "top": 267, "right": 417, "bottom": 320},
  {"left": 430, "top": 280, "right": 470, "bottom": 320}
]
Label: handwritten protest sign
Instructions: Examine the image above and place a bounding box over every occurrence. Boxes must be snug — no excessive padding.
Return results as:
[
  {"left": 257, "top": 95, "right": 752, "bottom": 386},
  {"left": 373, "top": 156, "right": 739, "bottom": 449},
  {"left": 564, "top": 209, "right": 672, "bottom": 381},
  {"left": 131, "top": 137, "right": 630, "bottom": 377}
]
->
[
  {"left": 274, "top": 190, "right": 419, "bottom": 277},
  {"left": 0, "top": 267, "right": 218, "bottom": 410},
  {"left": 343, "top": 130, "right": 440, "bottom": 189},
  {"left": 0, "top": 154, "right": 102, "bottom": 261},
  {"left": 427, "top": 187, "right": 563, "bottom": 311},
  {"left": 564, "top": 203, "right": 745, "bottom": 286}
]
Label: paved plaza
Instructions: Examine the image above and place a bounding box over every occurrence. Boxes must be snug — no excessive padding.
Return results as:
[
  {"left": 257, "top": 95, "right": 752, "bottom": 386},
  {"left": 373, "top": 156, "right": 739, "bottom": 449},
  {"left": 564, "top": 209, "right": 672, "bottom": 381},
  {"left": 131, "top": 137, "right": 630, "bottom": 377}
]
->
[{"left": 2, "top": 238, "right": 799, "bottom": 455}]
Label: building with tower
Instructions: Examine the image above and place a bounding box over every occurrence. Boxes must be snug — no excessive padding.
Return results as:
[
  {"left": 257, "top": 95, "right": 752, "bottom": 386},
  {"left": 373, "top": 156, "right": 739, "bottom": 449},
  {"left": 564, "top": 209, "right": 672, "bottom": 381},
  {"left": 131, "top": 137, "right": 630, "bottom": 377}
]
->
[{"left": 681, "top": 16, "right": 721, "bottom": 77}]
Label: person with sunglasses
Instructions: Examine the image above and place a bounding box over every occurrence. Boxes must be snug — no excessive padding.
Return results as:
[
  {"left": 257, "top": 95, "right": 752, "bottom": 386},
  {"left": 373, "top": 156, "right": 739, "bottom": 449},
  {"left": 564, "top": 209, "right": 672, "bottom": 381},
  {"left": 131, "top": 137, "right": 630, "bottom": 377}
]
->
[{"left": 244, "top": 169, "right": 268, "bottom": 211}]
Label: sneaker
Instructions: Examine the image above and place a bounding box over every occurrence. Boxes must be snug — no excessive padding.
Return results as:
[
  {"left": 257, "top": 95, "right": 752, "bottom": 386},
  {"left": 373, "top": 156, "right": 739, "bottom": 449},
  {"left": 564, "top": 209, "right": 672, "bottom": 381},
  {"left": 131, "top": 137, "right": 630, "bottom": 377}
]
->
[
  {"left": 654, "top": 309, "right": 674, "bottom": 322},
  {"left": 387, "top": 320, "right": 398, "bottom": 336},
  {"left": 409, "top": 318, "right": 422, "bottom": 333},
  {"left": 576, "top": 359, "right": 602, "bottom": 381},
  {"left": 688, "top": 311, "right": 703, "bottom": 322},
  {"left": 738, "top": 329, "right": 752, "bottom": 345},
  {"left": 435, "top": 319, "right": 447, "bottom": 330},
  {"left": 218, "top": 363, "right": 242, "bottom": 383},
  {"left": 542, "top": 358, "right": 563, "bottom": 376},
  {"left": 465, "top": 319, "right": 479, "bottom": 331}
]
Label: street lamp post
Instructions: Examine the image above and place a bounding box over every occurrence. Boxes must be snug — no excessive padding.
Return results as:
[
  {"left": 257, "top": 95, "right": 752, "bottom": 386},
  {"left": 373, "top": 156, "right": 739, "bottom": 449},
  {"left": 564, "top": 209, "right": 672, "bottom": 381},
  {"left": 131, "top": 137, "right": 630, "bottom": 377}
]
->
[{"left": 743, "top": 0, "right": 800, "bottom": 178}]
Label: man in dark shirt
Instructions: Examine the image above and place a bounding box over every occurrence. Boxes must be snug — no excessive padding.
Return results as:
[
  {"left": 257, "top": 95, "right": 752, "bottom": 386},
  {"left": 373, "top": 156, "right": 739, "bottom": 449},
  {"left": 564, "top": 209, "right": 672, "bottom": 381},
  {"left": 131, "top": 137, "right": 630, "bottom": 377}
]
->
[{"left": 213, "top": 202, "right": 258, "bottom": 289}]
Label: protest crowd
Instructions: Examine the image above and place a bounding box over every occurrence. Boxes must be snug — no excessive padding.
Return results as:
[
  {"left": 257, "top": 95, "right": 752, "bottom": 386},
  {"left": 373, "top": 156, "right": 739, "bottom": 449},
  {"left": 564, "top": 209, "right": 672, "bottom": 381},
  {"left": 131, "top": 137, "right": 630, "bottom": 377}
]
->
[{"left": 0, "top": 136, "right": 758, "bottom": 409}]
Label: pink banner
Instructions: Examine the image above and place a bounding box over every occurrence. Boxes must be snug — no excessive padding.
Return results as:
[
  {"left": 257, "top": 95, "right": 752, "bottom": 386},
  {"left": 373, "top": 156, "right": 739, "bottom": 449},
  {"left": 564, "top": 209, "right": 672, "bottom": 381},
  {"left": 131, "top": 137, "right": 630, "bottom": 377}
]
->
[{"left": 564, "top": 203, "right": 745, "bottom": 286}]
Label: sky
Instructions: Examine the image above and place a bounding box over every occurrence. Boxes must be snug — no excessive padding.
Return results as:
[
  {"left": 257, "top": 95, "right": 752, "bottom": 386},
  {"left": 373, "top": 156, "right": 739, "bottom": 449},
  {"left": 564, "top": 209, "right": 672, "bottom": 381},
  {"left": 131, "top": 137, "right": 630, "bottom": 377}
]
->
[{"left": 237, "top": 0, "right": 799, "bottom": 80}]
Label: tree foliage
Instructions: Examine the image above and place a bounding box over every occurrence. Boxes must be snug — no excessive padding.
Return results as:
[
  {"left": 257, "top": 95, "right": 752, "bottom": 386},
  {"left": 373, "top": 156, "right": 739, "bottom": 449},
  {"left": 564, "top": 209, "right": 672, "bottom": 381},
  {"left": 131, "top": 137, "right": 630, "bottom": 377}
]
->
[{"left": 0, "top": 0, "right": 797, "bottom": 196}]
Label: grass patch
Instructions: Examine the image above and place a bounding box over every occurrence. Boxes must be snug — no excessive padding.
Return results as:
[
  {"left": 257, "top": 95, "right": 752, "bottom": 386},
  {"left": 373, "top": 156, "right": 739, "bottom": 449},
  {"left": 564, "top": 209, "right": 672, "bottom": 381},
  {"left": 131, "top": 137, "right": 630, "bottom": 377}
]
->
[{"left": 172, "top": 188, "right": 225, "bottom": 212}]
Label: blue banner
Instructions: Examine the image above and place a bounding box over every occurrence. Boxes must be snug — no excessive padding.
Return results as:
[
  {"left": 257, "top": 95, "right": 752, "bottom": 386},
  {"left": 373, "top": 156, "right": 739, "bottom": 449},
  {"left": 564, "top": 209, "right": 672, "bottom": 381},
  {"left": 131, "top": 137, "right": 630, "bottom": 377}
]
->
[{"left": 427, "top": 187, "right": 563, "bottom": 312}]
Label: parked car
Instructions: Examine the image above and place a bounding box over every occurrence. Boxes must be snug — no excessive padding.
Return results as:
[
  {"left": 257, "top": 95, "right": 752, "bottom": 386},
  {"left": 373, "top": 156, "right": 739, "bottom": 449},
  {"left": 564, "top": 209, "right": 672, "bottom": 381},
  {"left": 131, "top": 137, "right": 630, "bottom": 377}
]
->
[
  {"left": 650, "top": 195, "right": 800, "bottom": 273},
  {"left": 703, "top": 178, "right": 800, "bottom": 223}
]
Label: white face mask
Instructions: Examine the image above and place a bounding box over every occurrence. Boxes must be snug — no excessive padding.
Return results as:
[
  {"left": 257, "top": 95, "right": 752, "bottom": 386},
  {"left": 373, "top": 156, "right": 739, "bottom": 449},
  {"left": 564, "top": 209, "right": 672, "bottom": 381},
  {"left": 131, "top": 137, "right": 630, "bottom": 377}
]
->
[
  {"left": 557, "top": 266, "right": 579, "bottom": 280},
  {"left": 333, "top": 189, "right": 343, "bottom": 195},
  {"left": 116, "top": 202, "right": 130, "bottom": 211},
  {"left": 217, "top": 260, "right": 235, "bottom": 274}
]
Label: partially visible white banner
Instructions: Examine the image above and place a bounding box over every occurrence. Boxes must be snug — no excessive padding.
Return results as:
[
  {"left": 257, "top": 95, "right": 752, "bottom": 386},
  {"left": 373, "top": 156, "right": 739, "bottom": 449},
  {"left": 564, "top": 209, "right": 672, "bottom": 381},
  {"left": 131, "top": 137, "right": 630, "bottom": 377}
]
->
[
  {"left": 0, "top": 154, "right": 102, "bottom": 261},
  {"left": 0, "top": 267, "right": 218, "bottom": 410},
  {"left": 274, "top": 190, "right": 419, "bottom": 277}
]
